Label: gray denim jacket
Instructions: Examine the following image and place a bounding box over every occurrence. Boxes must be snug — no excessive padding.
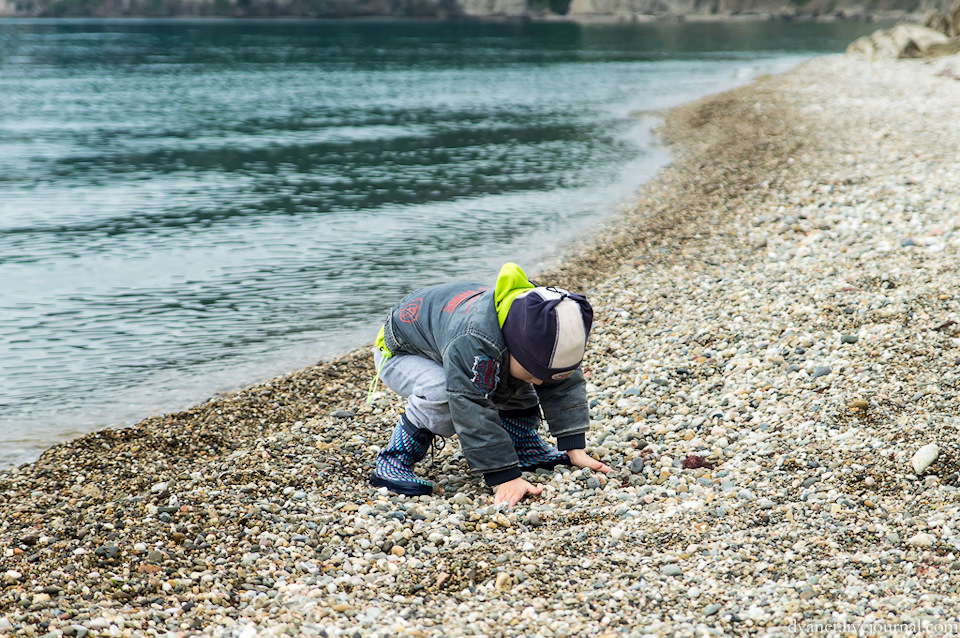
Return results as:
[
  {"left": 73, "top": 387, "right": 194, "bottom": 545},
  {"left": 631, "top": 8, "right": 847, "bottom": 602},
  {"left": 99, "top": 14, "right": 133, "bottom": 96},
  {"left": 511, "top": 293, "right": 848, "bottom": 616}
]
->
[{"left": 381, "top": 282, "right": 590, "bottom": 485}]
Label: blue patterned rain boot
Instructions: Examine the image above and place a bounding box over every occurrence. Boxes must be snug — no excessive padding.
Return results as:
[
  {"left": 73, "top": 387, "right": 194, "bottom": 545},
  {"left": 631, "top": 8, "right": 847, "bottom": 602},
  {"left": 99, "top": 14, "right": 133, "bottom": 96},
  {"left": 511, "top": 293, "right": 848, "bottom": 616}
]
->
[
  {"left": 370, "top": 415, "right": 434, "bottom": 496},
  {"left": 499, "top": 408, "right": 570, "bottom": 471}
]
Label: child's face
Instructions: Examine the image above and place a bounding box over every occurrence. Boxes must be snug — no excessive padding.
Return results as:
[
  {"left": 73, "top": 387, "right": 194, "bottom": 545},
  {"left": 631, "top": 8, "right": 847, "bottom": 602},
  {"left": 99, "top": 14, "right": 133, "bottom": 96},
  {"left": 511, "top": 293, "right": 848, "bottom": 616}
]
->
[{"left": 508, "top": 355, "right": 543, "bottom": 386}]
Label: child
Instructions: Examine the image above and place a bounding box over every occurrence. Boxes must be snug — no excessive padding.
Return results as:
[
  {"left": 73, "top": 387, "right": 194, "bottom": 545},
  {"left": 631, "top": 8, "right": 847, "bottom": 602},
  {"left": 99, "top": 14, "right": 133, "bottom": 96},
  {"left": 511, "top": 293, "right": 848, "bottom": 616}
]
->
[{"left": 369, "top": 262, "right": 610, "bottom": 507}]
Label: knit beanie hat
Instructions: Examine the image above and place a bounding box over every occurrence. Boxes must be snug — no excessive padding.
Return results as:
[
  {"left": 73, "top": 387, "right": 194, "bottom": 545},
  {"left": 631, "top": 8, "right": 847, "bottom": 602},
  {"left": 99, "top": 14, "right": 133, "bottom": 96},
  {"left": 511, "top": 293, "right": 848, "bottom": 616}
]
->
[{"left": 501, "top": 286, "right": 593, "bottom": 383}]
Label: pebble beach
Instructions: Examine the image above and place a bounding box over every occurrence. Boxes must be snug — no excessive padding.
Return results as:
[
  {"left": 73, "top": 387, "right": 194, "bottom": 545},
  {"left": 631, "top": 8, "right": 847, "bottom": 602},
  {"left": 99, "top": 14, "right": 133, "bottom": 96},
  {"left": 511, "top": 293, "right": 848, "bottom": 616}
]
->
[{"left": 3, "top": 51, "right": 960, "bottom": 637}]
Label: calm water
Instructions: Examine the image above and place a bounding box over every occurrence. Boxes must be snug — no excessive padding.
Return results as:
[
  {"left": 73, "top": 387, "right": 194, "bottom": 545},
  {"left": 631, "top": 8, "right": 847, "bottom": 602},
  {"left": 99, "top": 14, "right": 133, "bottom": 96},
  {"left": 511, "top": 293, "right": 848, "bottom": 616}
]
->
[{"left": 0, "top": 19, "right": 884, "bottom": 468}]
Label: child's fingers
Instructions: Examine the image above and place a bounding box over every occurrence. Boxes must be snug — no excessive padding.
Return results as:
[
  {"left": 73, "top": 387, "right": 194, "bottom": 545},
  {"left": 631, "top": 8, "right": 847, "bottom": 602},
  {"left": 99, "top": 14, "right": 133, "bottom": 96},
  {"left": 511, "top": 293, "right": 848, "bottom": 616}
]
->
[
  {"left": 493, "top": 478, "right": 541, "bottom": 507},
  {"left": 581, "top": 456, "right": 611, "bottom": 473}
]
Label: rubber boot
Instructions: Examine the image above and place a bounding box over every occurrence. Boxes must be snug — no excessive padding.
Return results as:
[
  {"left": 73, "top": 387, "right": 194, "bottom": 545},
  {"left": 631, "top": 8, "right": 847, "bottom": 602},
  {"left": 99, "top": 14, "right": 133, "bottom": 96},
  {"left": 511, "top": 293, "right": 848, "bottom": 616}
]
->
[
  {"left": 370, "top": 415, "right": 434, "bottom": 496},
  {"left": 499, "top": 408, "right": 570, "bottom": 471}
]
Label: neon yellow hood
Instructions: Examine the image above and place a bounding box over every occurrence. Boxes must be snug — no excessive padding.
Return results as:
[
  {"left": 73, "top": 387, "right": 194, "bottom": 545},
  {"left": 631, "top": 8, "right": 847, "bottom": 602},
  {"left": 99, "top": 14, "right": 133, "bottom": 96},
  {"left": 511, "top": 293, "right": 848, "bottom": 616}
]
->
[{"left": 494, "top": 262, "right": 535, "bottom": 328}]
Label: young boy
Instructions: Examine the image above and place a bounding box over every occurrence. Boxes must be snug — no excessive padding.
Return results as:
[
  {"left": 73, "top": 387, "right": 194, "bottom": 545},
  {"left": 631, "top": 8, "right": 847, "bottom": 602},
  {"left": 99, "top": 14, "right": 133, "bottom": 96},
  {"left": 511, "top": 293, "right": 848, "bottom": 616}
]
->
[{"left": 369, "top": 262, "right": 610, "bottom": 507}]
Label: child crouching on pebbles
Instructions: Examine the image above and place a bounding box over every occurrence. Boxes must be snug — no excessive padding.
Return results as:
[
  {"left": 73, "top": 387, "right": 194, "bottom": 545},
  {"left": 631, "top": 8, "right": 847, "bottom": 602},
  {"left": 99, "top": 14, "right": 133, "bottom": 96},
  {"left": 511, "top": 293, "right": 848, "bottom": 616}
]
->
[{"left": 368, "top": 262, "right": 610, "bottom": 507}]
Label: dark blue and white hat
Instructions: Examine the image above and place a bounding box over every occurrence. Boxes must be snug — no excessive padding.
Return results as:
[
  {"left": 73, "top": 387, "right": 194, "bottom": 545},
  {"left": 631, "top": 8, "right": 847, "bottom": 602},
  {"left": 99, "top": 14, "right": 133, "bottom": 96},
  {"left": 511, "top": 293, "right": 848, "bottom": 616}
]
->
[{"left": 502, "top": 287, "right": 593, "bottom": 382}]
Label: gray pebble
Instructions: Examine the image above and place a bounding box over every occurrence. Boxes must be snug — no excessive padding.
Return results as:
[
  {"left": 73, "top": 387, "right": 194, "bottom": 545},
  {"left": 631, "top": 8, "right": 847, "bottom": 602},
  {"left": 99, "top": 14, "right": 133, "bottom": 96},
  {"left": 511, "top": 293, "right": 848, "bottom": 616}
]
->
[
  {"left": 94, "top": 544, "right": 119, "bottom": 559},
  {"left": 811, "top": 366, "right": 832, "bottom": 379},
  {"left": 662, "top": 564, "right": 682, "bottom": 576}
]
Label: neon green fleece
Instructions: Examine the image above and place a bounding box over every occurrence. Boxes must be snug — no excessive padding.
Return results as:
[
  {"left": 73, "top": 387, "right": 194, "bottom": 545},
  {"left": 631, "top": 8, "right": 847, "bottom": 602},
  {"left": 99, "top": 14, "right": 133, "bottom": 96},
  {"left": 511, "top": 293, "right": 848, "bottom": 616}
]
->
[{"left": 494, "top": 262, "right": 535, "bottom": 328}]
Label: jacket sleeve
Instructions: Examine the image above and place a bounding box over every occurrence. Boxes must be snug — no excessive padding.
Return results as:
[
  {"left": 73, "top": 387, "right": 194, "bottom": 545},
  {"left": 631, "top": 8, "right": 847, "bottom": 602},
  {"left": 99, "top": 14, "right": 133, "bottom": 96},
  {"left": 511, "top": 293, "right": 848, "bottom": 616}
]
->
[
  {"left": 536, "top": 368, "right": 591, "bottom": 451},
  {"left": 443, "top": 335, "right": 522, "bottom": 486}
]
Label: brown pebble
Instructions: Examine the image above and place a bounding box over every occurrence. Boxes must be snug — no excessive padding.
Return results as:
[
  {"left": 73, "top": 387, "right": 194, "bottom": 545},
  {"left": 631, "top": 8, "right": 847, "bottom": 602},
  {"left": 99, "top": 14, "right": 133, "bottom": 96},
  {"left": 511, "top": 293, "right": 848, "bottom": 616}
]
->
[{"left": 681, "top": 455, "right": 714, "bottom": 470}]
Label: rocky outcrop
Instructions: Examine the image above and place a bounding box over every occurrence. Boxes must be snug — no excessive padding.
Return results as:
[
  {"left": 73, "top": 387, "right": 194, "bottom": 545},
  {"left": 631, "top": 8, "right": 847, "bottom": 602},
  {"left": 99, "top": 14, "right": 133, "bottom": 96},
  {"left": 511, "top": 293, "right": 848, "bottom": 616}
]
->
[
  {"left": 0, "top": 0, "right": 524, "bottom": 17},
  {"left": 567, "top": 0, "right": 950, "bottom": 20},
  {"left": 847, "top": 0, "right": 960, "bottom": 58},
  {"left": 846, "top": 23, "right": 951, "bottom": 58},
  {"left": 926, "top": 0, "right": 960, "bottom": 34},
  {"left": 949, "top": 0, "right": 960, "bottom": 33},
  {"left": 0, "top": 0, "right": 954, "bottom": 20}
]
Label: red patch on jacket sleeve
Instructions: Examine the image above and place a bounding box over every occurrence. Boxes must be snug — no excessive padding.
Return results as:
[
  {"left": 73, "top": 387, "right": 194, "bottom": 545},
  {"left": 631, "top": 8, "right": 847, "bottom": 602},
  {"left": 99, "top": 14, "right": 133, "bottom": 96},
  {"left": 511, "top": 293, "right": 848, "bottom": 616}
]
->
[
  {"left": 398, "top": 298, "right": 422, "bottom": 324},
  {"left": 471, "top": 355, "right": 500, "bottom": 395}
]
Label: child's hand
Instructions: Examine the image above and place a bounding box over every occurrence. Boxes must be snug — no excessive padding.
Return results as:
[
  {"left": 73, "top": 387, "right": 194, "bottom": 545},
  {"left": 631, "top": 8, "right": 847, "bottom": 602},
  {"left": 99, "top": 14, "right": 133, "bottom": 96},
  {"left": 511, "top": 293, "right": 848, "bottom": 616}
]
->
[
  {"left": 567, "top": 448, "right": 612, "bottom": 474},
  {"left": 493, "top": 477, "right": 543, "bottom": 508}
]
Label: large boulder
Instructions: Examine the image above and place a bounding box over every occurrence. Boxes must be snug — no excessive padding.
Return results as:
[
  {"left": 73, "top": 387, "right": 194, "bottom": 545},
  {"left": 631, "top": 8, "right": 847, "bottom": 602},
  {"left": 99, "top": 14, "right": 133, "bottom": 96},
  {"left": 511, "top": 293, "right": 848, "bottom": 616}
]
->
[{"left": 847, "top": 23, "right": 952, "bottom": 59}]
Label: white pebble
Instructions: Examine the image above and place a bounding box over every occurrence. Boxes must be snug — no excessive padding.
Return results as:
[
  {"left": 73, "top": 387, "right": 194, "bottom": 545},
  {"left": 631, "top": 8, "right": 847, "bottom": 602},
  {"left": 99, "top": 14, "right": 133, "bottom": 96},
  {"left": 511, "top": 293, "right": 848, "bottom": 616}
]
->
[
  {"left": 911, "top": 443, "right": 939, "bottom": 474},
  {"left": 907, "top": 532, "right": 937, "bottom": 547}
]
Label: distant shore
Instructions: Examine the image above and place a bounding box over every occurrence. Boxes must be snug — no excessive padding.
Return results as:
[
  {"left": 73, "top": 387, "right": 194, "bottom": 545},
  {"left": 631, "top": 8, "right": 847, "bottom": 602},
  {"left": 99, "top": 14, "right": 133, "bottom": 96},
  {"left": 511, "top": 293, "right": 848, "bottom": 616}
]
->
[
  {"left": 3, "top": 51, "right": 960, "bottom": 636},
  {"left": 0, "top": 11, "right": 912, "bottom": 21}
]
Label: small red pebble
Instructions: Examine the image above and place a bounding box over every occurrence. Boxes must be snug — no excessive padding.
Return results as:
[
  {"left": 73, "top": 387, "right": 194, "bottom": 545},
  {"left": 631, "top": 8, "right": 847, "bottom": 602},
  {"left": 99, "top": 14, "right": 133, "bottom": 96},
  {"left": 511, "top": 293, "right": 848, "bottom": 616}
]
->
[{"left": 681, "top": 455, "right": 714, "bottom": 470}]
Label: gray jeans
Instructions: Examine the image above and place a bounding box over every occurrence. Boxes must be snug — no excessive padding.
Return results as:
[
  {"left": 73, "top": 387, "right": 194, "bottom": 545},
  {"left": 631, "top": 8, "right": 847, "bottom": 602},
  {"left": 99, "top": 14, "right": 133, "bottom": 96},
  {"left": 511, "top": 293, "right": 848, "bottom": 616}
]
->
[{"left": 374, "top": 348, "right": 538, "bottom": 438}]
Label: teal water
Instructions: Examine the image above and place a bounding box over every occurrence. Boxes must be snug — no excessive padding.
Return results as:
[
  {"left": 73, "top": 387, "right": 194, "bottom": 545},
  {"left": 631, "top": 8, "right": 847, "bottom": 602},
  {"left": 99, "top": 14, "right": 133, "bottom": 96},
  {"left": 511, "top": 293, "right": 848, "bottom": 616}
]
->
[{"left": 0, "top": 19, "right": 885, "bottom": 468}]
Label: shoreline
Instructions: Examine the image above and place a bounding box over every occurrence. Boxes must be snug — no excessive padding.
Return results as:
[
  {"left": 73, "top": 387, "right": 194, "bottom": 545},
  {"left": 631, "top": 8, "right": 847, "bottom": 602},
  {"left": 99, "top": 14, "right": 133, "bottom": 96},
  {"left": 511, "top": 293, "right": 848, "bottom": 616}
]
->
[{"left": 3, "top": 51, "right": 960, "bottom": 635}]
